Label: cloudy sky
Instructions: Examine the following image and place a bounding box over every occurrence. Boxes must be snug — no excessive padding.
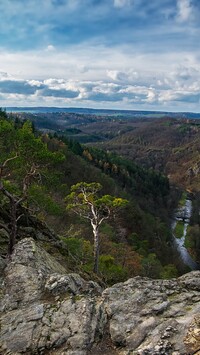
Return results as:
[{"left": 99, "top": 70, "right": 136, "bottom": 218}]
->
[{"left": 0, "top": 0, "right": 200, "bottom": 112}]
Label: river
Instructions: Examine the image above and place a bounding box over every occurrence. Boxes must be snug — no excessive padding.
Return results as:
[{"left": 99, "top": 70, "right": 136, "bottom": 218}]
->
[{"left": 172, "top": 199, "right": 199, "bottom": 270}]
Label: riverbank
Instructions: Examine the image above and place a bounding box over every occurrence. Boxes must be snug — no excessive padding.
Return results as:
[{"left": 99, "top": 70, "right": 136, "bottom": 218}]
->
[{"left": 172, "top": 198, "right": 199, "bottom": 270}]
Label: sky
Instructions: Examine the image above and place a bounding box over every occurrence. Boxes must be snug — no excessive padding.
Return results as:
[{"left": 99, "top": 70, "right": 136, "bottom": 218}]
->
[{"left": 0, "top": 0, "right": 200, "bottom": 112}]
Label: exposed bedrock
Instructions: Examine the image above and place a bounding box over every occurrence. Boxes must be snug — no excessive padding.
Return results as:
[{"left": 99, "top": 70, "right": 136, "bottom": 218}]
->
[{"left": 0, "top": 238, "right": 200, "bottom": 354}]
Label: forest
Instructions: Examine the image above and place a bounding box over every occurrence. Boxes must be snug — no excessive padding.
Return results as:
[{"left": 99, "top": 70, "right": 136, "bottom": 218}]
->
[{"left": 0, "top": 109, "right": 200, "bottom": 285}]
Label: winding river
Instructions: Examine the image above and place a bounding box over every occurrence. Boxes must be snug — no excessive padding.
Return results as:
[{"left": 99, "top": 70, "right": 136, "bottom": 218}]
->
[{"left": 172, "top": 199, "right": 199, "bottom": 270}]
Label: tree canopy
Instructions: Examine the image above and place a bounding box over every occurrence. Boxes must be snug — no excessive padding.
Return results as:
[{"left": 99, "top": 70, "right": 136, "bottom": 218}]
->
[{"left": 0, "top": 114, "right": 65, "bottom": 254}]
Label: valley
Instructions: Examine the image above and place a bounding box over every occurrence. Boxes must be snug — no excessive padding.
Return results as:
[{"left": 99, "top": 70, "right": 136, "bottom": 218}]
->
[
  {"left": 9, "top": 109, "right": 200, "bottom": 190},
  {"left": 7, "top": 108, "right": 200, "bottom": 271}
]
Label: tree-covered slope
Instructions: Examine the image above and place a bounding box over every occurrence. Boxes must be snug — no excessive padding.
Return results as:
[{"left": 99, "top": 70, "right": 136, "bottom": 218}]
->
[
  {"left": 99, "top": 117, "right": 200, "bottom": 191},
  {"left": 10, "top": 112, "right": 200, "bottom": 191},
  {"left": 0, "top": 110, "right": 186, "bottom": 284}
]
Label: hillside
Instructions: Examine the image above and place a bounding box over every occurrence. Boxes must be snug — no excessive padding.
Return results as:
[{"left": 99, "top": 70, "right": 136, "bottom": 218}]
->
[
  {"left": 6, "top": 111, "right": 200, "bottom": 264},
  {"left": 0, "top": 109, "right": 187, "bottom": 283},
  {"left": 99, "top": 117, "right": 200, "bottom": 191},
  {"left": 10, "top": 111, "right": 200, "bottom": 190}
]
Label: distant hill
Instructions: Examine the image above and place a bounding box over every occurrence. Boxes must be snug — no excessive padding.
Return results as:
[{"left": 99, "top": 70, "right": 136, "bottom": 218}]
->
[{"left": 5, "top": 106, "right": 200, "bottom": 119}]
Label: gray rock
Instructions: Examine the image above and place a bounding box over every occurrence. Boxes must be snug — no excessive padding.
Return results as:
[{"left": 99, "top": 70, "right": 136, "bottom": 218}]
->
[
  {"left": 0, "top": 238, "right": 200, "bottom": 355},
  {"left": 102, "top": 275, "right": 200, "bottom": 354}
]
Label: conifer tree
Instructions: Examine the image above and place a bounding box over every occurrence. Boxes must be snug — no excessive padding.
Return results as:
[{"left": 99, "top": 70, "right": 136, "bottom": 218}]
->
[{"left": 66, "top": 182, "right": 128, "bottom": 273}]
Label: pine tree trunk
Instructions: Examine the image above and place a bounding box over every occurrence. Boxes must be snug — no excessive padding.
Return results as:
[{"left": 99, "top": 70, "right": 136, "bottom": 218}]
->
[{"left": 92, "top": 224, "right": 99, "bottom": 274}]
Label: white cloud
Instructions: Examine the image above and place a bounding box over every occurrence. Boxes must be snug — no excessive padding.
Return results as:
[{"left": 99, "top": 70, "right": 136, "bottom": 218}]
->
[
  {"left": 0, "top": 42, "right": 199, "bottom": 111},
  {"left": 28, "top": 80, "right": 44, "bottom": 87},
  {"left": 107, "top": 70, "right": 120, "bottom": 81},
  {"left": 113, "top": 0, "right": 131, "bottom": 8},
  {"left": 146, "top": 89, "right": 156, "bottom": 103},
  {"left": 46, "top": 44, "right": 56, "bottom": 52},
  {"left": 107, "top": 70, "right": 139, "bottom": 83},
  {"left": 176, "top": 0, "right": 193, "bottom": 22}
]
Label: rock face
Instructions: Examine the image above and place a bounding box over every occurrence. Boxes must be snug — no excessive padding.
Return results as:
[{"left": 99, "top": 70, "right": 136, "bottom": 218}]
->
[{"left": 0, "top": 238, "right": 200, "bottom": 355}]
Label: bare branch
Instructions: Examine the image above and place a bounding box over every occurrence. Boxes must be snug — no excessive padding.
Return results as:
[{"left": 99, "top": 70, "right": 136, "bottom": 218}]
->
[
  {"left": 1, "top": 154, "right": 18, "bottom": 168},
  {"left": 16, "top": 196, "right": 26, "bottom": 206},
  {"left": 22, "top": 163, "right": 41, "bottom": 196},
  {"left": 16, "top": 214, "right": 24, "bottom": 223},
  {"left": 71, "top": 208, "right": 92, "bottom": 221},
  {"left": 0, "top": 185, "right": 17, "bottom": 202},
  {"left": 0, "top": 154, "right": 18, "bottom": 177},
  {"left": 98, "top": 214, "right": 110, "bottom": 226}
]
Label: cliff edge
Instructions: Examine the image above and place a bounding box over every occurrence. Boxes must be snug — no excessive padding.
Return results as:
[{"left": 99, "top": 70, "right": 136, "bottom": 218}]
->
[{"left": 0, "top": 238, "right": 200, "bottom": 355}]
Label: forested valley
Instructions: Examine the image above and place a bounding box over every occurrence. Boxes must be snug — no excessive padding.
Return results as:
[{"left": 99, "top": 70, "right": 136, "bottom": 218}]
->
[{"left": 1, "top": 109, "right": 200, "bottom": 285}]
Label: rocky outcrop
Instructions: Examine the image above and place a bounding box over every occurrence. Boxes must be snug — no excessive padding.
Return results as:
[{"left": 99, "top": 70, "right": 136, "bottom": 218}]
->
[
  {"left": 103, "top": 274, "right": 200, "bottom": 354},
  {"left": 0, "top": 238, "right": 200, "bottom": 354}
]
